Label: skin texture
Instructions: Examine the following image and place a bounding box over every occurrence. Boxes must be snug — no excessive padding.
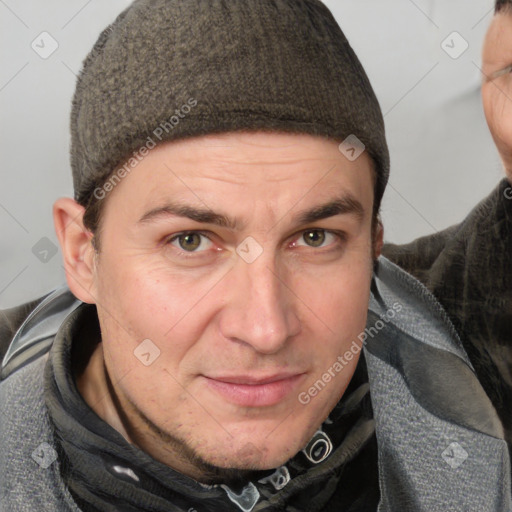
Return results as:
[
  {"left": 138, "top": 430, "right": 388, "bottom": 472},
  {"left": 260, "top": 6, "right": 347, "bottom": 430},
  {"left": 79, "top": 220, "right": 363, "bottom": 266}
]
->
[
  {"left": 53, "top": 131, "right": 382, "bottom": 484},
  {"left": 482, "top": 10, "right": 512, "bottom": 183}
]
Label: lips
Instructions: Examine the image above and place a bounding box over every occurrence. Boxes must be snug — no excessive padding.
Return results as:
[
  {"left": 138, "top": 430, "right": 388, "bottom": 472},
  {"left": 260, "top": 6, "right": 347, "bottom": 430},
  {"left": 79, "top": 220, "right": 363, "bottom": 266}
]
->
[{"left": 204, "top": 372, "right": 305, "bottom": 407}]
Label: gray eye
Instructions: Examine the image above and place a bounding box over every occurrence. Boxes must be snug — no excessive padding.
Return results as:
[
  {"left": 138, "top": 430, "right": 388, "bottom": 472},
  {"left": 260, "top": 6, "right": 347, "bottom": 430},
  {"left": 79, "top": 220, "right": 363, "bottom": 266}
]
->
[{"left": 303, "top": 230, "right": 326, "bottom": 247}]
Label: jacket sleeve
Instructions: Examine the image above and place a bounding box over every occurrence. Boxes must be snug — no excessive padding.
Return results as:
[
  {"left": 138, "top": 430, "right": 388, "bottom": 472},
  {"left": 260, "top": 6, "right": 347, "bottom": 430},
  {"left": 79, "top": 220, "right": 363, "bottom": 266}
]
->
[
  {"left": 0, "top": 296, "right": 49, "bottom": 362},
  {"left": 383, "top": 178, "right": 512, "bottom": 445}
]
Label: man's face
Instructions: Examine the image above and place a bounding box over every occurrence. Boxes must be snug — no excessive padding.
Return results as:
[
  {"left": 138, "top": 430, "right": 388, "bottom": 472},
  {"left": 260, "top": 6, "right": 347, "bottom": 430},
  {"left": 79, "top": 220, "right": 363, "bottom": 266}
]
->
[
  {"left": 86, "top": 131, "right": 376, "bottom": 477},
  {"left": 483, "top": 9, "right": 512, "bottom": 182}
]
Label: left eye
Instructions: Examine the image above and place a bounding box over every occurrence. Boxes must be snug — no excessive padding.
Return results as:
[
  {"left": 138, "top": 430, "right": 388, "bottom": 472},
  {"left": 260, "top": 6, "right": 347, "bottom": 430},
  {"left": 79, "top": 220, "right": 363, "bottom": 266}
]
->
[
  {"left": 168, "top": 232, "right": 213, "bottom": 252},
  {"left": 295, "top": 229, "right": 337, "bottom": 248}
]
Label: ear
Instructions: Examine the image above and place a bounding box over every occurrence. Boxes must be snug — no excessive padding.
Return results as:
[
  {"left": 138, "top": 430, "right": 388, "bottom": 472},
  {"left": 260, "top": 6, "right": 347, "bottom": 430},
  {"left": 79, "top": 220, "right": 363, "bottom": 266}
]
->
[
  {"left": 53, "top": 198, "right": 97, "bottom": 304},
  {"left": 372, "top": 218, "right": 384, "bottom": 260}
]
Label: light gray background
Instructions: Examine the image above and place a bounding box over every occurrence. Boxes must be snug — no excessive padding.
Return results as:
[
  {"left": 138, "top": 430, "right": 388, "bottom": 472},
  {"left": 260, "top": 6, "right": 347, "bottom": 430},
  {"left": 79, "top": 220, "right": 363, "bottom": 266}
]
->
[{"left": 0, "top": 0, "right": 503, "bottom": 308}]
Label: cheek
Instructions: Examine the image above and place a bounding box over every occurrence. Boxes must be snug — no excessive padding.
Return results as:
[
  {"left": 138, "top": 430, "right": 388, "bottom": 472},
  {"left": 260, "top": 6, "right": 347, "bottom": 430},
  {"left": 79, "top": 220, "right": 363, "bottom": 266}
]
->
[
  {"left": 484, "top": 84, "right": 512, "bottom": 152},
  {"left": 291, "top": 253, "right": 372, "bottom": 351},
  {"left": 289, "top": 261, "right": 371, "bottom": 422},
  {"left": 308, "top": 272, "right": 368, "bottom": 329},
  {"left": 93, "top": 254, "right": 217, "bottom": 376}
]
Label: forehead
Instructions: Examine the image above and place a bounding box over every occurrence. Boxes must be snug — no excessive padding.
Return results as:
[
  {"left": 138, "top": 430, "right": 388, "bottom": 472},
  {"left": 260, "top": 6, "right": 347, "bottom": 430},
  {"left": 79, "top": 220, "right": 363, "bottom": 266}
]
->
[
  {"left": 103, "top": 131, "right": 375, "bottom": 220},
  {"left": 152, "top": 132, "right": 359, "bottom": 168}
]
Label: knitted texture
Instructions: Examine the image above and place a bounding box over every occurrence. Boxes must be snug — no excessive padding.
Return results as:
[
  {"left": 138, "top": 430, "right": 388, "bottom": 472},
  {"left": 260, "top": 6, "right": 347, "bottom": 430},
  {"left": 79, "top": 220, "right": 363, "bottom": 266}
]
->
[{"left": 70, "top": 0, "right": 389, "bottom": 206}]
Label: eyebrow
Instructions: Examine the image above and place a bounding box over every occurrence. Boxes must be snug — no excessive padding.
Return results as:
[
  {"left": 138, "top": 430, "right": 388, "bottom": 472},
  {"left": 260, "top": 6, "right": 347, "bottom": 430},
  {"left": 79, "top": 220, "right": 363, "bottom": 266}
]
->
[
  {"left": 295, "top": 195, "right": 365, "bottom": 225},
  {"left": 138, "top": 203, "right": 239, "bottom": 229},
  {"left": 137, "top": 194, "right": 365, "bottom": 229}
]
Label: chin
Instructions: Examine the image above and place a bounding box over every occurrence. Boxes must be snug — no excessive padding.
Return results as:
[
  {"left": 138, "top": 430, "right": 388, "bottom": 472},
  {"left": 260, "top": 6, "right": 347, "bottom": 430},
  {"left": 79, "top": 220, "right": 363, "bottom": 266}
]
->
[
  {"left": 196, "top": 426, "right": 312, "bottom": 474},
  {"left": 191, "top": 448, "right": 293, "bottom": 486},
  {"left": 205, "top": 443, "right": 287, "bottom": 471},
  {"left": 190, "top": 407, "right": 334, "bottom": 474}
]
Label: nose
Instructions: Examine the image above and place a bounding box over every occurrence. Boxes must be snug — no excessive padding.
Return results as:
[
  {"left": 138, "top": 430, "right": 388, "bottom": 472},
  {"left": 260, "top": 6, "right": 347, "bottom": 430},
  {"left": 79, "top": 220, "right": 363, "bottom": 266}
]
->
[{"left": 218, "top": 256, "right": 301, "bottom": 354}]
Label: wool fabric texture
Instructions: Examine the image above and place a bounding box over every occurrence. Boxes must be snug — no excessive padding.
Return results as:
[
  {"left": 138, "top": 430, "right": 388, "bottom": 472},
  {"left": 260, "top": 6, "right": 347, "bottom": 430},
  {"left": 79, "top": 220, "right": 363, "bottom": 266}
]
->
[{"left": 70, "top": 0, "right": 389, "bottom": 206}]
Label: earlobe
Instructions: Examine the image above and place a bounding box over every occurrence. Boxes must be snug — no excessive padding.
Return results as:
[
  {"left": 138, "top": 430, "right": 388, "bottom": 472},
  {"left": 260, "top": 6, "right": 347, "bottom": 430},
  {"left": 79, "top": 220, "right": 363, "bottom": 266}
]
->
[{"left": 53, "top": 198, "right": 97, "bottom": 304}]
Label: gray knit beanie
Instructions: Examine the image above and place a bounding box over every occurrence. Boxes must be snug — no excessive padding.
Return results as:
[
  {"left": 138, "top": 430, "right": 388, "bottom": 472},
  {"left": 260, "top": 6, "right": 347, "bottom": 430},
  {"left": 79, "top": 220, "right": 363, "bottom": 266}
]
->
[{"left": 71, "top": 0, "right": 389, "bottom": 209}]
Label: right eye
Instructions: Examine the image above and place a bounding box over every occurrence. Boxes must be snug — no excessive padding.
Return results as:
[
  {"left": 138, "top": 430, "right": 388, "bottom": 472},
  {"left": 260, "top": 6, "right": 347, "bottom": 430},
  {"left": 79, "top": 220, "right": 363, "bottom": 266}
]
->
[{"left": 167, "top": 232, "right": 213, "bottom": 252}]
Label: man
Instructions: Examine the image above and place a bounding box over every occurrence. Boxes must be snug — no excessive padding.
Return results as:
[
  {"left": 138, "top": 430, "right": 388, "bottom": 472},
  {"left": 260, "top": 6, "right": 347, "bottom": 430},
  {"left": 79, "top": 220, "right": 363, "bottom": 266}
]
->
[{"left": 0, "top": 1, "right": 509, "bottom": 511}]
